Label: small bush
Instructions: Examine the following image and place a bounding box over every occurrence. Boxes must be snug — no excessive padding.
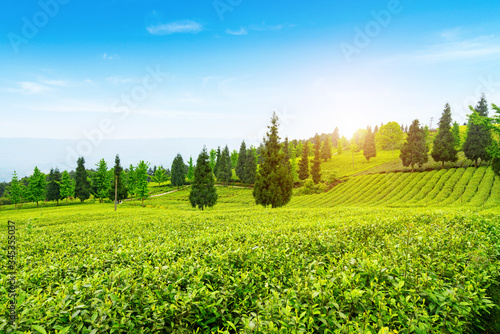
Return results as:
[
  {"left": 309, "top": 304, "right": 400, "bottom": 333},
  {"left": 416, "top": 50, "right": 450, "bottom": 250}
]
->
[
  {"left": 296, "top": 179, "right": 326, "bottom": 195},
  {"left": 0, "top": 197, "right": 12, "bottom": 205}
]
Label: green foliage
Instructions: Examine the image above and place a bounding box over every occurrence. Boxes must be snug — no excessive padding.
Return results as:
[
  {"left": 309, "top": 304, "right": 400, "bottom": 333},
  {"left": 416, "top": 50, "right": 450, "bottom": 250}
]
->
[
  {"left": 352, "top": 128, "right": 368, "bottom": 152},
  {"left": 217, "top": 146, "right": 232, "bottom": 184},
  {"left": 213, "top": 147, "right": 221, "bottom": 177},
  {"left": 332, "top": 126, "right": 340, "bottom": 146},
  {"left": 376, "top": 122, "right": 404, "bottom": 151},
  {"left": 230, "top": 150, "right": 238, "bottom": 169},
  {"left": 151, "top": 165, "right": 168, "bottom": 187},
  {"left": 463, "top": 95, "right": 493, "bottom": 167},
  {"left": 311, "top": 133, "right": 322, "bottom": 184},
  {"left": 290, "top": 145, "right": 299, "bottom": 182},
  {"left": 171, "top": 154, "right": 186, "bottom": 189},
  {"left": 187, "top": 156, "right": 195, "bottom": 181},
  {"left": 126, "top": 164, "right": 138, "bottom": 197},
  {"left": 298, "top": 142, "right": 309, "bottom": 181},
  {"left": 253, "top": 112, "right": 293, "bottom": 208},
  {"left": 59, "top": 170, "right": 74, "bottom": 205},
  {"left": 209, "top": 148, "right": 217, "bottom": 171},
  {"left": 243, "top": 148, "right": 257, "bottom": 184},
  {"left": 46, "top": 168, "right": 61, "bottom": 204},
  {"left": 135, "top": 160, "right": 150, "bottom": 207},
  {"left": 363, "top": 126, "right": 377, "bottom": 162},
  {"left": 27, "top": 166, "right": 47, "bottom": 208},
  {"left": 107, "top": 155, "right": 128, "bottom": 202},
  {"left": 432, "top": 104, "right": 458, "bottom": 168},
  {"left": 321, "top": 135, "right": 332, "bottom": 161},
  {"left": 400, "top": 119, "right": 429, "bottom": 172},
  {"left": 189, "top": 147, "right": 218, "bottom": 210},
  {"left": 93, "top": 158, "right": 111, "bottom": 203},
  {"left": 336, "top": 141, "right": 343, "bottom": 156},
  {"left": 6, "top": 171, "right": 24, "bottom": 209},
  {"left": 235, "top": 141, "right": 247, "bottom": 181},
  {"left": 296, "top": 179, "right": 325, "bottom": 195},
  {"left": 452, "top": 121, "right": 462, "bottom": 150},
  {"left": 75, "top": 157, "right": 91, "bottom": 203}
]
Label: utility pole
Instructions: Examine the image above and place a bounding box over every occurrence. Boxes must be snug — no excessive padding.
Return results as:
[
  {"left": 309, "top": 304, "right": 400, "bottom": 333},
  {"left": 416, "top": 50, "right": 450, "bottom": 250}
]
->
[{"left": 114, "top": 175, "right": 118, "bottom": 211}]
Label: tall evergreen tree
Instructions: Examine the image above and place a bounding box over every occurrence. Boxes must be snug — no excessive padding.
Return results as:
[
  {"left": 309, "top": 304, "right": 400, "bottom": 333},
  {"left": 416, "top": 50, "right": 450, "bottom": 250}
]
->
[
  {"left": 230, "top": 150, "right": 238, "bottom": 168},
  {"left": 46, "top": 168, "right": 61, "bottom": 205},
  {"left": 171, "top": 154, "right": 186, "bottom": 189},
  {"left": 235, "top": 141, "right": 247, "bottom": 181},
  {"left": 332, "top": 127, "right": 340, "bottom": 146},
  {"left": 6, "top": 171, "right": 23, "bottom": 209},
  {"left": 93, "top": 158, "right": 111, "bottom": 203},
  {"left": 135, "top": 161, "right": 150, "bottom": 207},
  {"left": 463, "top": 95, "right": 493, "bottom": 167},
  {"left": 189, "top": 147, "right": 218, "bottom": 210},
  {"left": 75, "top": 157, "right": 91, "bottom": 203},
  {"left": 311, "top": 134, "right": 322, "bottom": 184},
  {"left": 187, "top": 156, "right": 195, "bottom": 181},
  {"left": 431, "top": 104, "right": 458, "bottom": 168},
  {"left": 363, "top": 127, "right": 377, "bottom": 162},
  {"left": 209, "top": 149, "right": 217, "bottom": 172},
  {"left": 283, "top": 137, "right": 291, "bottom": 169},
  {"left": 27, "top": 166, "right": 47, "bottom": 208},
  {"left": 108, "top": 155, "right": 128, "bottom": 202},
  {"left": 243, "top": 148, "right": 257, "bottom": 184},
  {"left": 400, "top": 119, "right": 429, "bottom": 172},
  {"left": 290, "top": 145, "right": 299, "bottom": 182},
  {"left": 217, "top": 146, "right": 232, "bottom": 184},
  {"left": 253, "top": 112, "right": 293, "bottom": 208},
  {"left": 452, "top": 121, "right": 462, "bottom": 151},
  {"left": 59, "top": 170, "right": 74, "bottom": 205},
  {"left": 298, "top": 142, "right": 310, "bottom": 180},
  {"left": 374, "top": 125, "right": 379, "bottom": 133},
  {"left": 321, "top": 135, "right": 332, "bottom": 161},
  {"left": 213, "top": 147, "right": 221, "bottom": 177}
]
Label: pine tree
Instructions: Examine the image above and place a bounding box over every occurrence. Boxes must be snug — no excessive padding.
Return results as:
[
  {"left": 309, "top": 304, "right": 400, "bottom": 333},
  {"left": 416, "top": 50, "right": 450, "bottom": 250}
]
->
[
  {"left": 209, "top": 149, "right": 217, "bottom": 172},
  {"left": 187, "top": 156, "right": 195, "bottom": 181},
  {"left": 463, "top": 95, "right": 492, "bottom": 167},
  {"left": 189, "top": 147, "right": 218, "bottom": 210},
  {"left": 75, "top": 157, "right": 91, "bottom": 203},
  {"left": 108, "top": 155, "right": 128, "bottom": 201},
  {"left": 235, "top": 141, "right": 247, "bottom": 182},
  {"left": 452, "top": 121, "right": 461, "bottom": 151},
  {"left": 93, "top": 158, "right": 110, "bottom": 203},
  {"left": 46, "top": 168, "right": 61, "bottom": 205},
  {"left": 6, "top": 171, "right": 23, "bottom": 209},
  {"left": 431, "top": 104, "right": 458, "bottom": 168},
  {"left": 217, "top": 146, "right": 232, "bottom": 184},
  {"left": 321, "top": 136, "right": 332, "bottom": 161},
  {"left": 230, "top": 150, "right": 238, "bottom": 169},
  {"left": 374, "top": 125, "right": 379, "bottom": 133},
  {"left": 363, "top": 127, "right": 377, "bottom": 162},
  {"left": 400, "top": 119, "right": 429, "bottom": 172},
  {"left": 332, "top": 127, "right": 340, "bottom": 146},
  {"left": 59, "top": 170, "right": 74, "bottom": 205},
  {"left": 298, "top": 142, "right": 310, "bottom": 180},
  {"left": 213, "top": 147, "right": 221, "bottom": 177},
  {"left": 171, "top": 154, "right": 186, "bottom": 189},
  {"left": 27, "top": 166, "right": 46, "bottom": 208},
  {"left": 135, "top": 161, "right": 150, "bottom": 207},
  {"left": 311, "top": 134, "right": 322, "bottom": 184},
  {"left": 253, "top": 112, "right": 293, "bottom": 208},
  {"left": 243, "top": 148, "right": 257, "bottom": 184},
  {"left": 283, "top": 137, "right": 291, "bottom": 169},
  {"left": 290, "top": 145, "right": 299, "bottom": 182}
]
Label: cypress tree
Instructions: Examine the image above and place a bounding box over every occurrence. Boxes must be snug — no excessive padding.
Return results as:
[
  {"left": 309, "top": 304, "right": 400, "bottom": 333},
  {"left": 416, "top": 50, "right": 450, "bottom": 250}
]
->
[
  {"left": 75, "top": 157, "right": 91, "bottom": 203},
  {"left": 400, "top": 119, "right": 429, "bottom": 172},
  {"left": 363, "top": 127, "right": 377, "bottom": 162},
  {"left": 243, "top": 148, "right": 257, "bottom": 184},
  {"left": 253, "top": 112, "right": 293, "bottom": 208},
  {"left": 235, "top": 141, "right": 247, "bottom": 182},
  {"left": 431, "top": 104, "right": 458, "bottom": 168},
  {"left": 321, "top": 136, "right": 332, "bottom": 161},
  {"left": 217, "top": 146, "right": 232, "bottom": 184},
  {"left": 213, "top": 147, "right": 221, "bottom": 177},
  {"left": 46, "top": 168, "right": 61, "bottom": 205},
  {"left": 452, "top": 121, "right": 461, "bottom": 151},
  {"left": 189, "top": 147, "right": 218, "bottom": 210},
  {"left": 171, "top": 154, "right": 186, "bottom": 189},
  {"left": 311, "top": 133, "right": 322, "bottom": 184},
  {"left": 463, "top": 95, "right": 492, "bottom": 167},
  {"left": 332, "top": 127, "right": 340, "bottom": 146},
  {"left": 298, "top": 143, "right": 310, "bottom": 180},
  {"left": 187, "top": 156, "right": 195, "bottom": 181},
  {"left": 108, "top": 155, "right": 128, "bottom": 202}
]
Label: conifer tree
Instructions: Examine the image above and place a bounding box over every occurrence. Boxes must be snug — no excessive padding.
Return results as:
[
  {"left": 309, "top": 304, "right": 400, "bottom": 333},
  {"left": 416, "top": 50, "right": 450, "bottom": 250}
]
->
[
  {"left": 46, "top": 168, "right": 61, "bottom": 205},
  {"left": 171, "top": 154, "right": 186, "bottom": 189},
  {"left": 213, "top": 147, "right": 221, "bottom": 177},
  {"left": 93, "top": 158, "right": 111, "bottom": 203},
  {"left": 230, "top": 150, "right": 238, "bottom": 168},
  {"left": 253, "top": 112, "right": 293, "bottom": 208},
  {"left": 6, "top": 171, "right": 24, "bottom": 209},
  {"left": 187, "top": 156, "right": 195, "bottom": 181},
  {"left": 108, "top": 155, "right": 128, "bottom": 201},
  {"left": 452, "top": 121, "right": 461, "bottom": 151},
  {"left": 217, "top": 146, "right": 232, "bottom": 184},
  {"left": 209, "top": 149, "right": 217, "bottom": 172},
  {"left": 243, "top": 148, "right": 257, "bottom": 184},
  {"left": 290, "top": 145, "right": 299, "bottom": 182},
  {"left": 463, "top": 95, "right": 493, "bottom": 167},
  {"left": 189, "top": 147, "right": 218, "bottom": 210},
  {"left": 298, "top": 141, "right": 310, "bottom": 180},
  {"left": 311, "top": 134, "right": 322, "bottom": 184},
  {"left": 321, "top": 135, "right": 332, "bottom": 161},
  {"left": 75, "top": 157, "right": 91, "bottom": 203},
  {"left": 59, "top": 170, "right": 74, "bottom": 205},
  {"left": 400, "top": 119, "right": 429, "bottom": 172},
  {"left": 431, "top": 104, "right": 458, "bottom": 168},
  {"left": 236, "top": 141, "right": 247, "bottom": 181},
  {"left": 27, "top": 166, "right": 46, "bottom": 208},
  {"left": 332, "top": 127, "right": 340, "bottom": 146},
  {"left": 363, "top": 126, "right": 377, "bottom": 162}
]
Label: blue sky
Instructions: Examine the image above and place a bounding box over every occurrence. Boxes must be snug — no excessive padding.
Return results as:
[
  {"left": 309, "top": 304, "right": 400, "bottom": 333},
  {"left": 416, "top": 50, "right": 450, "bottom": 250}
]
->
[{"left": 1, "top": 0, "right": 500, "bottom": 146}]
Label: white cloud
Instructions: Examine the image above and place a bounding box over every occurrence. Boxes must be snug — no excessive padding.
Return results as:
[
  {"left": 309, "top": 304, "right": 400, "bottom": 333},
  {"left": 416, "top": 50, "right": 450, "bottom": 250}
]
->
[
  {"left": 147, "top": 20, "right": 203, "bottom": 35},
  {"left": 106, "top": 76, "right": 134, "bottom": 85},
  {"left": 40, "top": 79, "right": 67, "bottom": 87},
  {"left": 102, "top": 53, "right": 118, "bottom": 60},
  {"left": 226, "top": 28, "right": 248, "bottom": 36},
  {"left": 4, "top": 82, "right": 51, "bottom": 95}
]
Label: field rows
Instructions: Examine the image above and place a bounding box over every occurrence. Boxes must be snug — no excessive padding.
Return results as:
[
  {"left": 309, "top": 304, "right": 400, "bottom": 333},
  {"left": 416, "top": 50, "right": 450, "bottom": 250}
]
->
[{"left": 290, "top": 167, "right": 500, "bottom": 208}]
